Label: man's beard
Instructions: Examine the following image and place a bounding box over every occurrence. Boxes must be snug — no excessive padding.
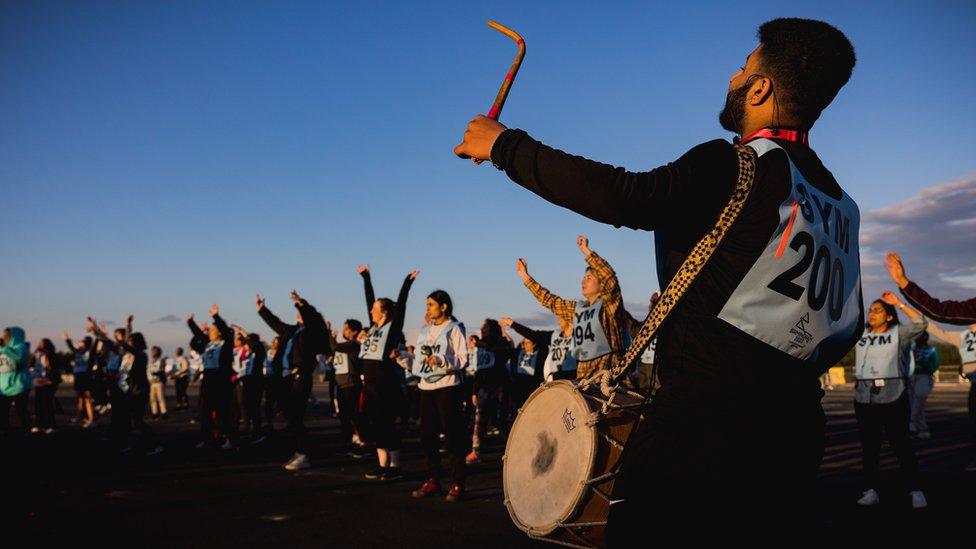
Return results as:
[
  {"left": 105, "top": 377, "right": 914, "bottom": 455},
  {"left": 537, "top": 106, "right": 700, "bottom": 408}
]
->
[{"left": 718, "top": 76, "right": 759, "bottom": 134}]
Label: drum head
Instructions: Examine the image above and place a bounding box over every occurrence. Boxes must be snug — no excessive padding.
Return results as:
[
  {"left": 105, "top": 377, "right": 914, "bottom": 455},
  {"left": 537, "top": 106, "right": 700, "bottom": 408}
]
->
[{"left": 503, "top": 380, "right": 597, "bottom": 535}]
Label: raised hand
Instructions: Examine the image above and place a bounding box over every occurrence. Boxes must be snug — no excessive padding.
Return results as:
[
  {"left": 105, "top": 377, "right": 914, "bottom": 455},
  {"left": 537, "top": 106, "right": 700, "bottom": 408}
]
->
[
  {"left": 880, "top": 291, "right": 901, "bottom": 306},
  {"left": 499, "top": 316, "right": 514, "bottom": 328},
  {"left": 356, "top": 264, "right": 369, "bottom": 274},
  {"left": 408, "top": 270, "right": 420, "bottom": 281},
  {"left": 453, "top": 114, "right": 507, "bottom": 161},
  {"left": 255, "top": 293, "right": 265, "bottom": 310},
  {"left": 62, "top": 330, "right": 70, "bottom": 340},
  {"left": 577, "top": 235, "right": 591, "bottom": 256},
  {"left": 885, "top": 252, "right": 909, "bottom": 289},
  {"left": 186, "top": 313, "right": 195, "bottom": 323},
  {"left": 290, "top": 289, "right": 302, "bottom": 304},
  {"left": 515, "top": 258, "right": 530, "bottom": 281},
  {"left": 210, "top": 304, "right": 220, "bottom": 317}
]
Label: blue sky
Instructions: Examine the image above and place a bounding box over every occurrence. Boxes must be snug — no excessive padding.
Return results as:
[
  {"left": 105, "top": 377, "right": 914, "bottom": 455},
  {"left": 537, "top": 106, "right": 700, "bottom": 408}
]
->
[{"left": 2, "top": 1, "right": 975, "bottom": 352}]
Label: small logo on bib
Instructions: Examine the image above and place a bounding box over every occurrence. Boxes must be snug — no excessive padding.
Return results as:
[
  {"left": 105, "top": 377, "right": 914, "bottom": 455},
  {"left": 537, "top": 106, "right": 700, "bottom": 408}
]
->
[
  {"left": 562, "top": 408, "right": 577, "bottom": 433},
  {"left": 788, "top": 312, "right": 815, "bottom": 352}
]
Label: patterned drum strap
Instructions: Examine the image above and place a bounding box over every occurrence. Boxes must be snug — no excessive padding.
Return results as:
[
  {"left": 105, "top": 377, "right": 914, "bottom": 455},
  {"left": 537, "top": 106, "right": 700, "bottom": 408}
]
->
[{"left": 584, "top": 143, "right": 758, "bottom": 395}]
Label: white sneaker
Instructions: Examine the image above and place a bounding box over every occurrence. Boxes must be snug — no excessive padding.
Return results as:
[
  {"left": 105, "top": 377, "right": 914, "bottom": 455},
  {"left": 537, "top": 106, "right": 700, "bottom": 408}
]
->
[
  {"left": 220, "top": 439, "right": 236, "bottom": 450},
  {"left": 146, "top": 446, "right": 164, "bottom": 457},
  {"left": 251, "top": 435, "right": 267, "bottom": 445},
  {"left": 195, "top": 441, "right": 208, "bottom": 449},
  {"left": 917, "top": 431, "right": 931, "bottom": 440},
  {"left": 30, "top": 427, "right": 40, "bottom": 434},
  {"left": 910, "top": 490, "right": 928, "bottom": 509},
  {"left": 857, "top": 489, "right": 880, "bottom": 506},
  {"left": 82, "top": 420, "right": 93, "bottom": 429},
  {"left": 285, "top": 453, "right": 310, "bottom": 471},
  {"left": 43, "top": 428, "right": 55, "bottom": 435},
  {"left": 966, "top": 458, "right": 976, "bottom": 472}
]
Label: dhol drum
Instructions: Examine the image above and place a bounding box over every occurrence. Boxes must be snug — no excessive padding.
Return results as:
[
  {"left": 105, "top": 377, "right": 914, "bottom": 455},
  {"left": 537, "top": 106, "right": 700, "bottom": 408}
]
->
[{"left": 503, "top": 380, "right": 647, "bottom": 548}]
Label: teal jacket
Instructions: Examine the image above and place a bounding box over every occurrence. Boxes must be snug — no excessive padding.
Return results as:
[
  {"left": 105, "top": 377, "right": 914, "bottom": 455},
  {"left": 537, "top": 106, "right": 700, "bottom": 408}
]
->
[{"left": 0, "top": 327, "right": 30, "bottom": 396}]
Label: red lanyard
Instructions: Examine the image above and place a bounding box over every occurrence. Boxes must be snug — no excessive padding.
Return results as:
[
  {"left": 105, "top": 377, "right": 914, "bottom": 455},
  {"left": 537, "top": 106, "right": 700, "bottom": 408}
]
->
[{"left": 740, "top": 127, "right": 809, "bottom": 145}]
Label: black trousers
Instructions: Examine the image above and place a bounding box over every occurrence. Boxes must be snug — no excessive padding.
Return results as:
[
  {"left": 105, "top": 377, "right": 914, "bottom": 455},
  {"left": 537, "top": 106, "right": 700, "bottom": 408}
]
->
[
  {"left": 199, "top": 375, "right": 237, "bottom": 444},
  {"left": 606, "top": 396, "right": 825, "bottom": 542},
  {"left": 174, "top": 376, "right": 190, "bottom": 406},
  {"left": 34, "top": 384, "right": 57, "bottom": 429},
  {"left": 0, "top": 390, "right": 31, "bottom": 432},
  {"left": 854, "top": 393, "right": 920, "bottom": 490},
  {"left": 336, "top": 384, "right": 361, "bottom": 444},
  {"left": 111, "top": 390, "right": 155, "bottom": 446},
  {"left": 263, "top": 375, "right": 283, "bottom": 434},
  {"left": 242, "top": 376, "right": 263, "bottom": 430},
  {"left": 362, "top": 375, "right": 403, "bottom": 451},
  {"left": 420, "top": 385, "right": 468, "bottom": 484},
  {"left": 288, "top": 376, "right": 313, "bottom": 453}
]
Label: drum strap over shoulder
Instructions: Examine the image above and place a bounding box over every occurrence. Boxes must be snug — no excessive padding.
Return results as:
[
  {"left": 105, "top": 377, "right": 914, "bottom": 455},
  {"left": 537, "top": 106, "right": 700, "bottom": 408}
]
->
[{"left": 590, "top": 144, "right": 758, "bottom": 393}]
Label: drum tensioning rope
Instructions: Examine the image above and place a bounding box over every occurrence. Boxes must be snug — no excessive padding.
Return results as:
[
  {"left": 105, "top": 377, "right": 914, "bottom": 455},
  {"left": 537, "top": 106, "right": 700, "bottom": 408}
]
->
[{"left": 457, "top": 20, "right": 525, "bottom": 163}]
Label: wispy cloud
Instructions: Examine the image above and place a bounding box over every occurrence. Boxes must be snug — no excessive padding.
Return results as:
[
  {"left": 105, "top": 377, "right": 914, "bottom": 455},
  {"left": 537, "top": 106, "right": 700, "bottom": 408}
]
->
[
  {"left": 151, "top": 314, "right": 182, "bottom": 324},
  {"left": 512, "top": 311, "right": 557, "bottom": 328},
  {"left": 860, "top": 176, "right": 976, "bottom": 299}
]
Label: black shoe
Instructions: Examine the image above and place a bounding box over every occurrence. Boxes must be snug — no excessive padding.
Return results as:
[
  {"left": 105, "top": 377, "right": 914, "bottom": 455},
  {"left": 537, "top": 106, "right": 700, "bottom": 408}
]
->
[
  {"left": 382, "top": 467, "right": 402, "bottom": 481},
  {"left": 364, "top": 466, "right": 385, "bottom": 480}
]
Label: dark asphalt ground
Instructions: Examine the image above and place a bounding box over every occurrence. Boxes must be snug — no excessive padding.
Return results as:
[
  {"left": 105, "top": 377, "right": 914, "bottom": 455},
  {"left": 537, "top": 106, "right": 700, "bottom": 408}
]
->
[{"left": 6, "top": 382, "right": 975, "bottom": 546}]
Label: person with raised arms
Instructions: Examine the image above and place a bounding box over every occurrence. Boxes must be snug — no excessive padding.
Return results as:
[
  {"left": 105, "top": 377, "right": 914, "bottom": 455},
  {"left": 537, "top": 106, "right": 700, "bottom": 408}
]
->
[
  {"left": 186, "top": 305, "right": 238, "bottom": 450},
  {"left": 357, "top": 264, "right": 417, "bottom": 481},
  {"left": 257, "top": 290, "right": 331, "bottom": 471},
  {"left": 91, "top": 318, "right": 162, "bottom": 455},
  {"left": 498, "top": 317, "right": 546, "bottom": 409},
  {"left": 514, "top": 236, "right": 637, "bottom": 381},
  {"left": 230, "top": 324, "right": 267, "bottom": 438},
  {"left": 410, "top": 290, "right": 469, "bottom": 501},
  {"left": 886, "top": 252, "right": 976, "bottom": 324},
  {"left": 853, "top": 292, "right": 927, "bottom": 508},
  {"left": 63, "top": 329, "right": 95, "bottom": 428},
  {"left": 500, "top": 315, "right": 576, "bottom": 383}
]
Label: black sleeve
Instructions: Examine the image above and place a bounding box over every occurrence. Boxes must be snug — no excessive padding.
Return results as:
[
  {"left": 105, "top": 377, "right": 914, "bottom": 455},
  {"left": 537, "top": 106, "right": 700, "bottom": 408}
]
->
[
  {"left": 258, "top": 305, "right": 295, "bottom": 338},
  {"left": 490, "top": 129, "right": 739, "bottom": 231},
  {"left": 362, "top": 272, "right": 376, "bottom": 320},
  {"left": 212, "top": 314, "right": 234, "bottom": 342},
  {"left": 510, "top": 322, "right": 552, "bottom": 347},
  {"left": 187, "top": 318, "right": 206, "bottom": 341},
  {"left": 297, "top": 300, "right": 331, "bottom": 357},
  {"left": 389, "top": 275, "right": 415, "bottom": 342}
]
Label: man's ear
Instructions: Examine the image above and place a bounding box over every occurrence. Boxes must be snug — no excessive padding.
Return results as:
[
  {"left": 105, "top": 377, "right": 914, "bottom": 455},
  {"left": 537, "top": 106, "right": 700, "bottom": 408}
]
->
[{"left": 749, "top": 77, "right": 774, "bottom": 106}]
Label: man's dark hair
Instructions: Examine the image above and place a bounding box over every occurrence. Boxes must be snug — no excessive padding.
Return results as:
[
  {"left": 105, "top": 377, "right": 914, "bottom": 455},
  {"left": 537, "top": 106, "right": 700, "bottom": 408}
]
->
[
  {"left": 757, "top": 18, "right": 855, "bottom": 130},
  {"left": 345, "top": 319, "right": 363, "bottom": 333}
]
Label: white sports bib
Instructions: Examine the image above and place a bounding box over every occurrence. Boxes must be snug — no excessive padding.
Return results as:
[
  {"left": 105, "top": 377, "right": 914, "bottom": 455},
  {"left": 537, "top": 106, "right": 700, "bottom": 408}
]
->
[
  {"left": 855, "top": 329, "right": 901, "bottom": 380},
  {"left": 639, "top": 337, "right": 657, "bottom": 365},
  {"left": 333, "top": 351, "right": 351, "bottom": 375},
  {"left": 571, "top": 300, "right": 612, "bottom": 361},
  {"left": 543, "top": 332, "right": 576, "bottom": 379},
  {"left": 411, "top": 321, "right": 459, "bottom": 382},
  {"left": 359, "top": 324, "right": 391, "bottom": 361},
  {"left": 959, "top": 329, "right": 976, "bottom": 364},
  {"left": 515, "top": 350, "right": 539, "bottom": 377},
  {"left": 718, "top": 138, "right": 862, "bottom": 362}
]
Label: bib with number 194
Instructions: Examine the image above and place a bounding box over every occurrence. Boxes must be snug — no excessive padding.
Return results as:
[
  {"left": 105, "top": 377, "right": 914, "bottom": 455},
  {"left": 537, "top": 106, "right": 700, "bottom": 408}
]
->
[
  {"left": 571, "top": 299, "right": 612, "bottom": 361},
  {"left": 718, "top": 138, "right": 862, "bottom": 362}
]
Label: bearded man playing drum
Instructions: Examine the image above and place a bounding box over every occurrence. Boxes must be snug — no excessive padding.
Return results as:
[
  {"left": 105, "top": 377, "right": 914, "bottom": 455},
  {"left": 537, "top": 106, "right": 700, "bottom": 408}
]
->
[{"left": 456, "top": 18, "right": 862, "bottom": 539}]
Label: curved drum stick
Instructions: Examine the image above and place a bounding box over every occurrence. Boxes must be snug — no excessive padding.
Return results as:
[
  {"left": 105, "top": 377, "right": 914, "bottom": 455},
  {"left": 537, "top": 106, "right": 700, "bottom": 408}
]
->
[
  {"left": 485, "top": 20, "right": 525, "bottom": 120},
  {"left": 458, "top": 20, "right": 525, "bottom": 160}
]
